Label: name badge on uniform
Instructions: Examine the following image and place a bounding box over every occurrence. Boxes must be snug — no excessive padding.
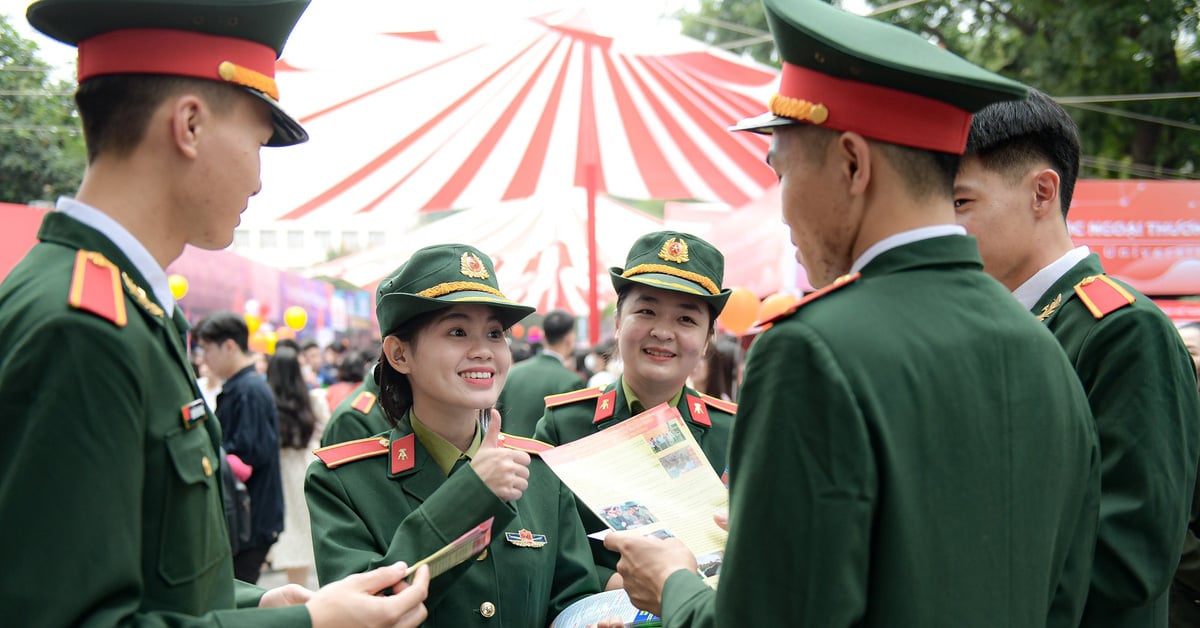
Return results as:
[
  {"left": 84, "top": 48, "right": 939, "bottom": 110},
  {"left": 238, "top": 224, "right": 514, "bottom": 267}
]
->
[{"left": 180, "top": 399, "right": 207, "bottom": 429}]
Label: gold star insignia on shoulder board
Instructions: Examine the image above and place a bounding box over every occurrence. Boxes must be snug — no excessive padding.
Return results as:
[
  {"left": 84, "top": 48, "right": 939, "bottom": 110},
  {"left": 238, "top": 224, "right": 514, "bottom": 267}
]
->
[
  {"left": 121, "top": 272, "right": 164, "bottom": 318},
  {"left": 1036, "top": 294, "right": 1062, "bottom": 322}
]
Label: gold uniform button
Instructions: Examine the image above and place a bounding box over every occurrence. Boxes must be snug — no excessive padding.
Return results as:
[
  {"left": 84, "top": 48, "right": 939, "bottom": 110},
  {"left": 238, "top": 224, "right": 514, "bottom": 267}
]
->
[
  {"left": 480, "top": 601, "right": 496, "bottom": 618},
  {"left": 201, "top": 456, "right": 213, "bottom": 477}
]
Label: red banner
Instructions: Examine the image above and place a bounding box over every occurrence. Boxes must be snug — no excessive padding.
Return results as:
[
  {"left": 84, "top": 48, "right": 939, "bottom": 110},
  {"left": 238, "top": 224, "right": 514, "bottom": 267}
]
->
[{"left": 1068, "top": 180, "right": 1200, "bottom": 296}]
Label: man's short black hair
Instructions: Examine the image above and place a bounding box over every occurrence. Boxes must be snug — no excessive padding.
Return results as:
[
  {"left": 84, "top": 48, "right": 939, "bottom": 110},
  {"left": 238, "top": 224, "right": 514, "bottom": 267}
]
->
[
  {"left": 300, "top": 339, "right": 320, "bottom": 352},
  {"left": 965, "top": 88, "right": 1082, "bottom": 219},
  {"left": 542, "top": 310, "right": 576, "bottom": 346},
  {"left": 194, "top": 311, "right": 249, "bottom": 353}
]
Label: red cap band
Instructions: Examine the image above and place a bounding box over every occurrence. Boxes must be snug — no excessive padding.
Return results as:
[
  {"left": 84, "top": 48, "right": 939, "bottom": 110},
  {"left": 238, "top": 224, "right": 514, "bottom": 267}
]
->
[
  {"left": 776, "top": 62, "right": 973, "bottom": 154},
  {"left": 78, "top": 28, "right": 278, "bottom": 96}
]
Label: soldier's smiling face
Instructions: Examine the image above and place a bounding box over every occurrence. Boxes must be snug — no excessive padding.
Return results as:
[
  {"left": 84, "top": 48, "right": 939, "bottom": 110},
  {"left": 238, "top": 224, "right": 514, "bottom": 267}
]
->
[{"left": 615, "top": 285, "right": 711, "bottom": 397}]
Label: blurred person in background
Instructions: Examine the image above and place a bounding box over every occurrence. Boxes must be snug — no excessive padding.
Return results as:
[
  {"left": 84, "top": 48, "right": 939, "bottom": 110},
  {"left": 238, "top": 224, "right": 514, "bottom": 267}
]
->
[
  {"left": 324, "top": 348, "right": 369, "bottom": 414},
  {"left": 688, "top": 333, "right": 741, "bottom": 401},
  {"left": 266, "top": 345, "right": 328, "bottom": 587},
  {"left": 497, "top": 309, "right": 586, "bottom": 437}
]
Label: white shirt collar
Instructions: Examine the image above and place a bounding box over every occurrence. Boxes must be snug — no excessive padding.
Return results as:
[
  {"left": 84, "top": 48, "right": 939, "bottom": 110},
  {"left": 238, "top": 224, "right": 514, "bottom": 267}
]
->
[
  {"left": 57, "top": 197, "right": 176, "bottom": 314},
  {"left": 850, "top": 225, "right": 967, "bottom": 274},
  {"left": 1011, "top": 246, "right": 1090, "bottom": 311}
]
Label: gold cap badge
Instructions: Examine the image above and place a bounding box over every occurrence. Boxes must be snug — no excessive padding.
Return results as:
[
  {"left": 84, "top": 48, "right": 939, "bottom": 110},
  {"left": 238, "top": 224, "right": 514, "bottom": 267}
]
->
[
  {"left": 658, "top": 238, "right": 690, "bottom": 264},
  {"left": 460, "top": 252, "right": 490, "bottom": 279}
]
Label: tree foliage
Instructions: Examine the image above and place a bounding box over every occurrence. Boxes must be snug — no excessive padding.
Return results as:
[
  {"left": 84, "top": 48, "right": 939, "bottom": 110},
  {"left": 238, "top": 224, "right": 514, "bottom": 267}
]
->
[
  {"left": 678, "top": 0, "right": 1200, "bottom": 179},
  {"left": 0, "top": 14, "right": 84, "bottom": 204}
]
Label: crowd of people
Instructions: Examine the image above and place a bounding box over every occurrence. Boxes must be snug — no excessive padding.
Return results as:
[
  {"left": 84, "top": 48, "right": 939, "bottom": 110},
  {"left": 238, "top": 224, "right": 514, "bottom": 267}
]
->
[{"left": 1, "top": 0, "right": 1199, "bottom": 627}]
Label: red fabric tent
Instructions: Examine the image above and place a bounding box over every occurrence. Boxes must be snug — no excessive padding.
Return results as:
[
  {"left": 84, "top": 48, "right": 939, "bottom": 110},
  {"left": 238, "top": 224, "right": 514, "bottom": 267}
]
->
[
  {"left": 0, "top": 203, "right": 48, "bottom": 279},
  {"left": 305, "top": 187, "right": 664, "bottom": 314}
]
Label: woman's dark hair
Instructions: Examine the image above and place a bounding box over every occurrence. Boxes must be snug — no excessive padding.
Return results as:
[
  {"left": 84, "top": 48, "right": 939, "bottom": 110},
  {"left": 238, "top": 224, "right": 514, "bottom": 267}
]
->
[
  {"left": 699, "top": 335, "right": 741, "bottom": 401},
  {"left": 377, "top": 309, "right": 444, "bottom": 429},
  {"left": 267, "top": 346, "right": 315, "bottom": 449}
]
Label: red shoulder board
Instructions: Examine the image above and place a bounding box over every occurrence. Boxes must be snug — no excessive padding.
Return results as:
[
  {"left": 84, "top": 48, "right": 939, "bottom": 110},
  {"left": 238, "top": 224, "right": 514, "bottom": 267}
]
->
[
  {"left": 68, "top": 250, "right": 128, "bottom": 327},
  {"left": 350, "top": 391, "right": 377, "bottom": 414},
  {"left": 314, "top": 435, "right": 390, "bottom": 469},
  {"left": 1074, "top": 275, "right": 1135, "bottom": 319},
  {"left": 684, "top": 394, "right": 712, "bottom": 427},
  {"left": 592, "top": 389, "right": 618, "bottom": 424},
  {"left": 760, "top": 272, "right": 861, "bottom": 330},
  {"left": 545, "top": 386, "right": 604, "bottom": 409},
  {"left": 699, "top": 392, "right": 737, "bottom": 415},
  {"left": 500, "top": 434, "right": 554, "bottom": 456}
]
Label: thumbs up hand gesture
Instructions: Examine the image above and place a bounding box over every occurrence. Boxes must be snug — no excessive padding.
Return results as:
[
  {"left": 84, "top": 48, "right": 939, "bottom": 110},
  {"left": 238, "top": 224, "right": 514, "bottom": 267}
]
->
[{"left": 470, "top": 410, "right": 531, "bottom": 502}]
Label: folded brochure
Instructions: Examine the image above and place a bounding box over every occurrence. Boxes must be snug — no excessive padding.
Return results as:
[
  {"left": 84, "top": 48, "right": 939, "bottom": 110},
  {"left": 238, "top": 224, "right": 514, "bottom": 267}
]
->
[{"left": 405, "top": 516, "right": 494, "bottom": 582}]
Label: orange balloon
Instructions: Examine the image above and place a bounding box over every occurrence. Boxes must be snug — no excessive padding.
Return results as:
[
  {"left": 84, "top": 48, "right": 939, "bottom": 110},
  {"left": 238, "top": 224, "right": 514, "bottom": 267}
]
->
[
  {"left": 510, "top": 323, "right": 526, "bottom": 339},
  {"left": 275, "top": 327, "right": 296, "bottom": 340},
  {"left": 757, "top": 292, "right": 799, "bottom": 325},
  {"left": 248, "top": 330, "right": 269, "bottom": 353},
  {"left": 717, "top": 287, "right": 759, "bottom": 335}
]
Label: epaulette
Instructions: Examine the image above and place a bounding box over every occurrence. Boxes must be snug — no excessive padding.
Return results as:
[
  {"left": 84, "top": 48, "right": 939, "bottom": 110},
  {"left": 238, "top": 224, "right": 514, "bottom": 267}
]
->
[
  {"left": 699, "top": 392, "right": 737, "bottom": 415},
  {"left": 1074, "top": 275, "right": 1136, "bottom": 319},
  {"left": 760, "top": 272, "right": 861, "bottom": 331},
  {"left": 500, "top": 434, "right": 554, "bottom": 456},
  {"left": 68, "top": 250, "right": 128, "bottom": 327},
  {"left": 350, "top": 391, "right": 377, "bottom": 414},
  {"left": 314, "top": 435, "right": 390, "bottom": 469},
  {"left": 544, "top": 386, "right": 605, "bottom": 409}
]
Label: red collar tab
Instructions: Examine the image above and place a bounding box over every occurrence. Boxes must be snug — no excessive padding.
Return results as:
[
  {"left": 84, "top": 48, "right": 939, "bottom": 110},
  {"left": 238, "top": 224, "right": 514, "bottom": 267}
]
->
[
  {"left": 1074, "top": 275, "right": 1136, "bottom": 319},
  {"left": 593, "top": 390, "right": 617, "bottom": 424},
  {"left": 390, "top": 433, "right": 416, "bottom": 474},
  {"left": 314, "top": 436, "right": 390, "bottom": 469},
  {"left": 684, "top": 394, "right": 712, "bottom": 427},
  {"left": 350, "top": 391, "right": 378, "bottom": 414},
  {"left": 777, "top": 62, "right": 972, "bottom": 154},
  {"left": 78, "top": 29, "right": 280, "bottom": 100}
]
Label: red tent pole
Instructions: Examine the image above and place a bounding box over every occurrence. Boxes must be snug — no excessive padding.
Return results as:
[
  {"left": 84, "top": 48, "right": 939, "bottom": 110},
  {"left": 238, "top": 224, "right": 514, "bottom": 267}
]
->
[{"left": 586, "top": 163, "right": 600, "bottom": 345}]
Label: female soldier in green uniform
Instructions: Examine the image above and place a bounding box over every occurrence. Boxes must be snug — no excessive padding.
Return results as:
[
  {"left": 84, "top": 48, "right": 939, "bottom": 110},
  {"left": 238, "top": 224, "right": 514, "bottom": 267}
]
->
[
  {"left": 533, "top": 230, "right": 736, "bottom": 589},
  {"left": 306, "top": 244, "right": 600, "bottom": 626}
]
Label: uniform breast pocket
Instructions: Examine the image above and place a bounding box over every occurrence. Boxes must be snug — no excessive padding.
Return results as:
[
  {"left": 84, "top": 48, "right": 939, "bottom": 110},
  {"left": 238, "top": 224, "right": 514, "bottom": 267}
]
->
[{"left": 159, "top": 428, "right": 228, "bottom": 586}]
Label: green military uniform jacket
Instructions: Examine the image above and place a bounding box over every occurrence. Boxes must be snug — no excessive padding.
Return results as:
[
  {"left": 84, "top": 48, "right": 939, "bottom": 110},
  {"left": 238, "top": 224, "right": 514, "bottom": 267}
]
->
[
  {"left": 306, "top": 419, "right": 599, "bottom": 627},
  {"left": 320, "top": 369, "right": 389, "bottom": 446},
  {"left": 533, "top": 377, "right": 735, "bottom": 584},
  {"left": 1032, "top": 254, "right": 1200, "bottom": 628},
  {"left": 660, "top": 236, "right": 1100, "bottom": 628},
  {"left": 0, "top": 212, "right": 308, "bottom": 626},
  {"left": 497, "top": 353, "right": 586, "bottom": 437}
]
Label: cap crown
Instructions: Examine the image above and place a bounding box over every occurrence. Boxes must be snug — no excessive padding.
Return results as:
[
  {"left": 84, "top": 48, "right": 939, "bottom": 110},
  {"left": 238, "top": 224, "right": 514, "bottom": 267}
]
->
[
  {"left": 611, "top": 231, "right": 731, "bottom": 312},
  {"left": 376, "top": 244, "right": 534, "bottom": 336}
]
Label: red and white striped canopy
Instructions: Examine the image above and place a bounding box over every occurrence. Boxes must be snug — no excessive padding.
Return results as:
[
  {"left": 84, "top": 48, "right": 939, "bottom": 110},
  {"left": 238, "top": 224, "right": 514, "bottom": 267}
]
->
[
  {"left": 249, "top": 5, "right": 778, "bottom": 223},
  {"left": 305, "top": 187, "right": 664, "bottom": 314}
]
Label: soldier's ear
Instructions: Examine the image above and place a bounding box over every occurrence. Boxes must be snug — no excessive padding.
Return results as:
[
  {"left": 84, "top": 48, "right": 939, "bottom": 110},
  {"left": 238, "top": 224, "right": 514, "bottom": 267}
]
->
[{"left": 383, "top": 336, "right": 413, "bottom": 374}]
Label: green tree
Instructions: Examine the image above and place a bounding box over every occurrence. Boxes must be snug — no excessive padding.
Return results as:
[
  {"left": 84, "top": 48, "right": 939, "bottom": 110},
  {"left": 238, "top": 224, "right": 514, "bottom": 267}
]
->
[
  {"left": 0, "top": 14, "right": 84, "bottom": 204},
  {"left": 677, "top": 0, "right": 1200, "bottom": 180}
]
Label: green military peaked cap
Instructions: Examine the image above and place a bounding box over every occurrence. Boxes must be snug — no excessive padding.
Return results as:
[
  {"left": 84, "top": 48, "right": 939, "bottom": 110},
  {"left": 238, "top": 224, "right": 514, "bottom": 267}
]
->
[
  {"left": 611, "top": 231, "right": 731, "bottom": 313},
  {"left": 730, "top": 0, "right": 1028, "bottom": 154},
  {"left": 376, "top": 244, "right": 535, "bottom": 337},
  {"left": 27, "top": 0, "right": 310, "bottom": 146}
]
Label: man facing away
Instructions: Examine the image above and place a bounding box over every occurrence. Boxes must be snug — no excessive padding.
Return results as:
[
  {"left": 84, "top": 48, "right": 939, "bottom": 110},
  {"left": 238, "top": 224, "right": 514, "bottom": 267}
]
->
[
  {"left": 497, "top": 309, "right": 586, "bottom": 437},
  {"left": 0, "top": 0, "right": 428, "bottom": 625},
  {"left": 954, "top": 88, "right": 1200, "bottom": 627},
  {"left": 603, "top": 0, "right": 1101, "bottom": 626}
]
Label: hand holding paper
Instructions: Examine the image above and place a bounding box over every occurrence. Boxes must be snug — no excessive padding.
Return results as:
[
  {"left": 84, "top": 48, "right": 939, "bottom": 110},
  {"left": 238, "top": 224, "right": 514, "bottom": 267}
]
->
[
  {"left": 605, "top": 532, "right": 697, "bottom": 616},
  {"left": 470, "top": 411, "right": 531, "bottom": 502}
]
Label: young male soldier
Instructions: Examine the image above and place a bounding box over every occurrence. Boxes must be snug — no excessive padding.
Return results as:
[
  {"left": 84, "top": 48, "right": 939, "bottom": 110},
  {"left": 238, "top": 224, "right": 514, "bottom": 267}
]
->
[
  {"left": 603, "top": 0, "right": 1101, "bottom": 625},
  {"left": 953, "top": 88, "right": 1200, "bottom": 627},
  {"left": 0, "top": 1, "right": 428, "bottom": 625},
  {"left": 535, "top": 230, "right": 737, "bottom": 591},
  {"left": 497, "top": 309, "right": 586, "bottom": 437}
]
